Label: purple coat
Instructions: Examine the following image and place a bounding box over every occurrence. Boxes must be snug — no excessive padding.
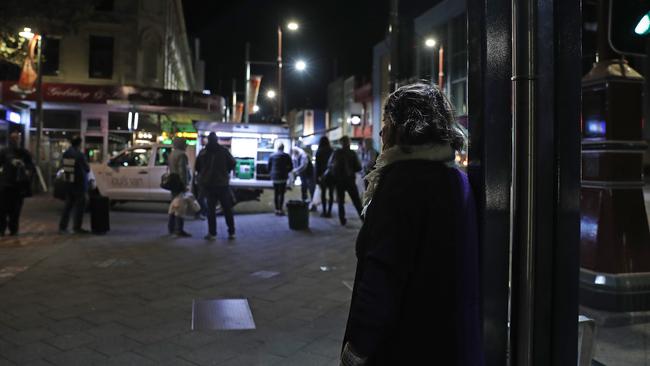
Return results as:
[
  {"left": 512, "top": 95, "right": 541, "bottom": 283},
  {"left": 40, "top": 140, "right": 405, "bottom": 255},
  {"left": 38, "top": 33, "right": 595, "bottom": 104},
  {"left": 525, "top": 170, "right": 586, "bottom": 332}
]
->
[{"left": 343, "top": 160, "right": 483, "bottom": 365}]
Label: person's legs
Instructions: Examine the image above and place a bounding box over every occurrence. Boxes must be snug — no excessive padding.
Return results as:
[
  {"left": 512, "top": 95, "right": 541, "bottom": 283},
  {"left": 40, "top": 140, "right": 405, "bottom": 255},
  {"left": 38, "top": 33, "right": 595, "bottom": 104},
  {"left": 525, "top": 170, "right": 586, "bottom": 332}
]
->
[
  {"left": 327, "top": 184, "right": 334, "bottom": 216},
  {"left": 72, "top": 192, "right": 86, "bottom": 231},
  {"left": 0, "top": 189, "right": 9, "bottom": 235},
  {"left": 59, "top": 190, "right": 75, "bottom": 231},
  {"left": 168, "top": 214, "right": 176, "bottom": 234},
  {"left": 336, "top": 183, "right": 346, "bottom": 225},
  {"left": 205, "top": 188, "right": 217, "bottom": 236},
  {"left": 346, "top": 180, "right": 363, "bottom": 217},
  {"left": 216, "top": 186, "right": 235, "bottom": 236},
  {"left": 273, "top": 183, "right": 281, "bottom": 211},
  {"left": 300, "top": 177, "right": 309, "bottom": 202},
  {"left": 319, "top": 182, "right": 327, "bottom": 215},
  {"left": 278, "top": 182, "right": 287, "bottom": 212},
  {"left": 8, "top": 193, "right": 24, "bottom": 235}
]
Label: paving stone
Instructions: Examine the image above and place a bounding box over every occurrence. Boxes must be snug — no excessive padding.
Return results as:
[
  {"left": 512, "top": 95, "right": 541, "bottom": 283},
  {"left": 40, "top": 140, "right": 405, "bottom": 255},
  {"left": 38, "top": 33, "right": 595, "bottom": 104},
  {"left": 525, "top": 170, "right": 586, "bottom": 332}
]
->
[
  {"left": 86, "top": 335, "right": 142, "bottom": 356},
  {"left": 45, "top": 347, "right": 107, "bottom": 366},
  {"left": 1, "top": 329, "right": 56, "bottom": 347},
  {"left": 45, "top": 331, "right": 95, "bottom": 350},
  {"left": 131, "top": 339, "right": 191, "bottom": 362},
  {"left": 103, "top": 351, "right": 157, "bottom": 366},
  {"left": 2, "top": 341, "right": 61, "bottom": 364},
  {"left": 281, "top": 350, "right": 333, "bottom": 366}
]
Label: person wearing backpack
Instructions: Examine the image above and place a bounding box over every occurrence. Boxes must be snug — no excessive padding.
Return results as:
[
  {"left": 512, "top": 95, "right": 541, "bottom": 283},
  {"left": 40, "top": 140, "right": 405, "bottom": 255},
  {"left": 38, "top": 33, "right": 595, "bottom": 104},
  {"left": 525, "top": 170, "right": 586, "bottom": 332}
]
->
[
  {"left": 0, "top": 130, "right": 34, "bottom": 236},
  {"left": 328, "top": 136, "right": 363, "bottom": 226},
  {"left": 58, "top": 136, "right": 90, "bottom": 234}
]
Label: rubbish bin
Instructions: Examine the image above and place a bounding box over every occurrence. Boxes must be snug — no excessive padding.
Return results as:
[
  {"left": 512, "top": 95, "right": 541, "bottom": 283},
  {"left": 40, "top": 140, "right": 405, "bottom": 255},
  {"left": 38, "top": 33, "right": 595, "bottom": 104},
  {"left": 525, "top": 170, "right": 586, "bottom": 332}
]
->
[{"left": 286, "top": 200, "right": 309, "bottom": 230}]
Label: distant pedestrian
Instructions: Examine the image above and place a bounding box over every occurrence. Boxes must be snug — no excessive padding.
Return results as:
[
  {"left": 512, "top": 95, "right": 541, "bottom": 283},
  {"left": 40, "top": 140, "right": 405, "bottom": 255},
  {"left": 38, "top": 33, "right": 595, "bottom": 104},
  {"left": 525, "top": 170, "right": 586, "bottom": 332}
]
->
[
  {"left": 314, "top": 136, "right": 335, "bottom": 217},
  {"left": 0, "top": 129, "right": 34, "bottom": 236},
  {"left": 291, "top": 146, "right": 315, "bottom": 204},
  {"left": 359, "top": 138, "right": 378, "bottom": 185},
  {"left": 267, "top": 143, "right": 293, "bottom": 215},
  {"left": 58, "top": 136, "right": 90, "bottom": 234},
  {"left": 328, "top": 136, "right": 362, "bottom": 226},
  {"left": 167, "top": 137, "right": 192, "bottom": 237},
  {"left": 341, "top": 83, "right": 482, "bottom": 365},
  {"left": 195, "top": 132, "right": 236, "bottom": 240}
]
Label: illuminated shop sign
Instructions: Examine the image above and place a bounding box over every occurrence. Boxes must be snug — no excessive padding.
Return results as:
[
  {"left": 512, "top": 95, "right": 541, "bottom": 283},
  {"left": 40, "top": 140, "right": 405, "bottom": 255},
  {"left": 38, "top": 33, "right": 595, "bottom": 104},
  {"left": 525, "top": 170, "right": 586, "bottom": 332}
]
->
[{"left": 5, "top": 110, "right": 21, "bottom": 124}]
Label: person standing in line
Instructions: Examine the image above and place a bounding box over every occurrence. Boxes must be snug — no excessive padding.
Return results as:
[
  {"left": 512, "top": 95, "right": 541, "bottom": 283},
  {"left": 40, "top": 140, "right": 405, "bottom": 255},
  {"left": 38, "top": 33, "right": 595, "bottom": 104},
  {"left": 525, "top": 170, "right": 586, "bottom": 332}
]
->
[
  {"left": 0, "top": 129, "right": 34, "bottom": 236},
  {"left": 168, "top": 137, "right": 192, "bottom": 237},
  {"left": 314, "top": 136, "right": 335, "bottom": 217},
  {"left": 291, "top": 146, "right": 315, "bottom": 204},
  {"left": 267, "top": 143, "right": 293, "bottom": 216},
  {"left": 359, "top": 138, "right": 378, "bottom": 187},
  {"left": 195, "top": 132, "right": 236, "bottom": 240},
  {"left": 340, "top": 83, "right": 482, "bottom": 365},
  {"left": 59, "top": 136, "right": 90, "bottom": 234},
  {"left": 328, "top": 136, "right": 363, "bottom": 226}
]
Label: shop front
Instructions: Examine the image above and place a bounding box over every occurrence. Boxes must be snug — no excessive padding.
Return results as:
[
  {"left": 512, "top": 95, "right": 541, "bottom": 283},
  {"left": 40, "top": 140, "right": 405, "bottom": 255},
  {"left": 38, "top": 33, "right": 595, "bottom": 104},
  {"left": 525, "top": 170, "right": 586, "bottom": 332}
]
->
[{"left": 0, "top": 81, "right": 224, "bottom": 187}]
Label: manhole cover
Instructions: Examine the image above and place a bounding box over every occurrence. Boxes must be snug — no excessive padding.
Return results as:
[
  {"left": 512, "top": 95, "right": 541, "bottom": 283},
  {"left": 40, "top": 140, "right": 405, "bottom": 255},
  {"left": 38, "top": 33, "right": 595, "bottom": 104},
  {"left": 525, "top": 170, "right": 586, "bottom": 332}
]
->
[{"left": 191, "top": 299, "right": 256, "bottom": 331}]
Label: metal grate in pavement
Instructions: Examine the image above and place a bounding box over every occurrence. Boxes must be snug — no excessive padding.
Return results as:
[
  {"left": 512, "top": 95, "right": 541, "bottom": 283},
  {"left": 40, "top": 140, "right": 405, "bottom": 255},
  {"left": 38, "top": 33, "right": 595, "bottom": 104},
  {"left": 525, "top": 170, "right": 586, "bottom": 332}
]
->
[
  {"left": 191, "top": 298, "right": 256, "bottom": 331},
  {"left": 250, "top": 270, "right": 279, "bottom": 279}
]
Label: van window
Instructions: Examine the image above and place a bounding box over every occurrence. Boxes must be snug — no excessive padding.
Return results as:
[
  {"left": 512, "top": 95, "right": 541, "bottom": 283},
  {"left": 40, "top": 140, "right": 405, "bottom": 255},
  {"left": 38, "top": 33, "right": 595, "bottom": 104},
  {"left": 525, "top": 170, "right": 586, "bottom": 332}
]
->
[
  {"left": 111, "top": 148, "right": 150, "bottom": 167},
  {"left": 155, "top": 147, "right": 171, "bottom": 166}
]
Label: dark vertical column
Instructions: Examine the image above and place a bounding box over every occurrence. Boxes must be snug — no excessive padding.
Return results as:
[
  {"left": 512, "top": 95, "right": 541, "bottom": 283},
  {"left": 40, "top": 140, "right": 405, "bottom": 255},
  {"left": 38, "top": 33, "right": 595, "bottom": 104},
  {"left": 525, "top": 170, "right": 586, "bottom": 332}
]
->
[
  {"left": 510, "top": 0, "right": 581, "bottom": 364},
  {"left": 467, "top": 0, "right": 512, "bottom": 365}
]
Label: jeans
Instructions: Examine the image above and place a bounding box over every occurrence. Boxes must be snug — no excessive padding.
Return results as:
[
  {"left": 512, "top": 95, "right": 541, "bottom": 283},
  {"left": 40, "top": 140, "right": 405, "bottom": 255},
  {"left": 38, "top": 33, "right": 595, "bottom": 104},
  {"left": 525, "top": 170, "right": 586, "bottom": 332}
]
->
[
  {"left": 336, "top": 178, "right": 363, "bottom": 224},
  {"left": 0, "top": 187, "right": 24, "bottom": 235},
  {"left": 300, "top": 175, "right": 315, "bottom": 202},
  {"left": 205, "top": 186, "right": 235, "bottom": 236},
  {"left": 318, "top": 182, "right": 334, "bottom": 215},
  {"left": 59, "top": 190, "right": 86, "bottom": 231},
  {"left": 273, "top": 182, "right": 287, "bottom": 211}
]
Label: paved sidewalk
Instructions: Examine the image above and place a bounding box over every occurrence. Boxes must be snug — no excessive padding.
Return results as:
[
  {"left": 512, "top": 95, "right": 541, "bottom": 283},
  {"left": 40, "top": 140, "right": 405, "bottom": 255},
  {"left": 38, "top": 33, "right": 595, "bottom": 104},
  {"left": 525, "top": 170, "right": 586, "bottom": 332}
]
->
[{"left": 0, "top": 194, "right": 360, "bottom": 365}]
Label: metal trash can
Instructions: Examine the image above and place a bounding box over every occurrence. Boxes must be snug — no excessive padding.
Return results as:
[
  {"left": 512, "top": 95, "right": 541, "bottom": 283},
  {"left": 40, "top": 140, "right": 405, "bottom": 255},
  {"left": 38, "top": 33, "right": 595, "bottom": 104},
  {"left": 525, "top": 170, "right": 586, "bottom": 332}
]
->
[{"left": 286, "top": 200, "right": 309, "bottom": 230}]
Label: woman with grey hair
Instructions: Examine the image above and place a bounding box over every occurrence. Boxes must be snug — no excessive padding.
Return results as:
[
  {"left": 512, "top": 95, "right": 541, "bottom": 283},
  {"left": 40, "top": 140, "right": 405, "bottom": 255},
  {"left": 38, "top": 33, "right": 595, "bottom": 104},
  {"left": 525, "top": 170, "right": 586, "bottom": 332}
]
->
[{"left": 341, "top": 83, "right": 482, "bottom": 365}]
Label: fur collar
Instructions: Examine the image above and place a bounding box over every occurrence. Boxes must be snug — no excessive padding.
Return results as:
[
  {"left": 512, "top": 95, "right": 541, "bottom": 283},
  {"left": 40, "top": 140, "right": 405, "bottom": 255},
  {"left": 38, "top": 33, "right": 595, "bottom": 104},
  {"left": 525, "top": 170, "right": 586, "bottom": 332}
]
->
[{"left": 362, "top": 144, "right": 455, "bottom": 216}]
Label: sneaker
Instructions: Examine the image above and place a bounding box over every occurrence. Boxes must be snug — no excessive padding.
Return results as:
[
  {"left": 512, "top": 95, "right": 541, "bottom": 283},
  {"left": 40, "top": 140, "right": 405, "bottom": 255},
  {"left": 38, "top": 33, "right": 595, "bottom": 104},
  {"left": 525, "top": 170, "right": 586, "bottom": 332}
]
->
[
  {"left": 204, "top": 234, "right": 216, "bottom": 241},
  {"left": 174, "top": 231, "right": 192, "bottom": 238},
  {"left": 227, "top": 233, "right": 236, "bottom": 240},
  {"left": 58, "top": 229, "right": 71, "bottom": 235},
  {"left": 73, "top": 228, "right": 90, "bottom": 234},
  {"left": 340, "top": 218, "right": 347, "bottom": 226}
]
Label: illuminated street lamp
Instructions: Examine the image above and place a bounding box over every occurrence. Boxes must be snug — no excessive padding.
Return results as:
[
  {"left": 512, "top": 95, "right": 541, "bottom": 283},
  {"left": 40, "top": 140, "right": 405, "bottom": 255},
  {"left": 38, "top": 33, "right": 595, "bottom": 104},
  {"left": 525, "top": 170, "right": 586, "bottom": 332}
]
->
[
  {"left": 424, "top": 38, "right": 436, "bottom": 48},
  {"left": 295, "top": 60, "right": 307, "bottom": 71},
  {"left": 287, "top": 21, "right": 299, "bottom": 31},
  {"left": 266, "top": 89, "right": 276, "bottom": 99},
  {"left": 424, "top": 37, "right": 444, "bottom": 90}
]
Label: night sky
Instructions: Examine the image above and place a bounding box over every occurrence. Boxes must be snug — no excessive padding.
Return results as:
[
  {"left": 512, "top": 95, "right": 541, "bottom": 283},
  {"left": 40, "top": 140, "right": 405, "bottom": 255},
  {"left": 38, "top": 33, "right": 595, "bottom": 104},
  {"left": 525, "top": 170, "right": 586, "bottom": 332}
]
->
[{"left": 182, "top": 0, "right": 390, "bottom": 114}]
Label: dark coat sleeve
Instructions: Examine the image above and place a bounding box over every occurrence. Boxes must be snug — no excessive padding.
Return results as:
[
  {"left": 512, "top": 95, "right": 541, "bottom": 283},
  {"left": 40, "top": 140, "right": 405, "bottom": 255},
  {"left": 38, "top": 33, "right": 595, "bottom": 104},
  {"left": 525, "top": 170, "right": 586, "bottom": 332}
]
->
[{"left": 346, "top": 183, "right": 424, "bottom": 357}]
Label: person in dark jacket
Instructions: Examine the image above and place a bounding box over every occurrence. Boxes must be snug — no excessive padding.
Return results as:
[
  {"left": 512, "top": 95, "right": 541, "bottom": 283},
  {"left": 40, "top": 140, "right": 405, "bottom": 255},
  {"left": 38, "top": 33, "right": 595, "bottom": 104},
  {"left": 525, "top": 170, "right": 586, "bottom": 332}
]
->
[
  {"left": 328, "top": 136, "right": 362, "bottom": 226},
  {"left": 314, "top": 136, "right": 335, "bottom": 217},
  {"left": 0, "top": 130, "right": 34, "bottom": 236},
  {"left": 58, "top": 136, "right": 90, "bottom": 234},
  {"left": 341, "top": 83, "right": 483, "bottom": 366},
  {"left": 267, "top": 143, "right": 293, "bottom": 215},
  {"left": 195, "top": 132, "right": 237, "bottom": 240}
]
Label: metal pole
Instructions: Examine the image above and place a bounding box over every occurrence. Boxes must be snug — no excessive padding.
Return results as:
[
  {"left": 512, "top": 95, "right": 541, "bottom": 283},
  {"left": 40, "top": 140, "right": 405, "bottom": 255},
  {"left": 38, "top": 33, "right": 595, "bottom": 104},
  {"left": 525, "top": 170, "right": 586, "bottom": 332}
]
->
[
  {"left": 438, "top": 45, "right": 445, "bottom": 91},
  {"left": 231, "top": 79, "right": 237, "bottom": 122},
  {"left": 244, "top": 42, "right": 250, "bottom": 123},
  {"left": 277, "top": 25, "right": 283, "bottom": 121},
  {"left": 35, "top": 35, "right": 44, "bottom": 188}
]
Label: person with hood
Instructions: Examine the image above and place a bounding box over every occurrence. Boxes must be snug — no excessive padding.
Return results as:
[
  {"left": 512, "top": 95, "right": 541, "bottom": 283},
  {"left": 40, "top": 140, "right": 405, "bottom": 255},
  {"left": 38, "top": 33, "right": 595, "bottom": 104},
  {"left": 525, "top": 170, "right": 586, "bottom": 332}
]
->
[
  {"left": 340, "top": 83, "right": 482, "bottom": 365},
  {"left": 291, "top": 146, "right": 315, "bottom": 204},
  {"left": 0, "top": 129, "right": 34, "bottom": 236},
  {"left": 328, "top": 136, "right": 363, "bottom": 226},
  {"left": 267, "top": 143, "right": 293, "bottom": 215},
  {"left": 167, "top": 137, "right": 192, "bottom": 237},
  {"left": 194, "top": 132, "right": 236, "bottom": 240},
  {"left": 314, "top": 136, "right": 335, "bottom": 217},
  {"left": 58, "top": 136, "right": 90, "bottom": 234}
]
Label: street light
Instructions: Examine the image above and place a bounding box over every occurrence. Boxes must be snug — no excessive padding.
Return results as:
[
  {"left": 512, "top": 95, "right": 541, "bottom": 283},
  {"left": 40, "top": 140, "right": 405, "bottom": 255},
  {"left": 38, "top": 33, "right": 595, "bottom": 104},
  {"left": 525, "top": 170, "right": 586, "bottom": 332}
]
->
[
  {"left": 287, "top": 21, "right": 299, "bottom": 31},
  {"left": 295, "top": 60, "right": 307, "bottom": 71},
  {"left": 266, "top": 89, "right": 276, "bottom": 99},
  {"left": 19, "top": 27, "right": 35, "bottom": 40},
  {"left": 424, "top": 37, "right": 444, "bottom": 90},
  {"left": 253, "top": 105, "right": 260, "bottom": 113}
]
